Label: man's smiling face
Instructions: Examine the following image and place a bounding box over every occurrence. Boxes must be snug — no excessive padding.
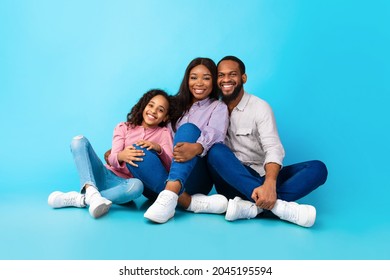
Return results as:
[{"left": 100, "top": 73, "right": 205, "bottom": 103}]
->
[{"left": 217, "top": 60, "right": 246, "bottom": 103}]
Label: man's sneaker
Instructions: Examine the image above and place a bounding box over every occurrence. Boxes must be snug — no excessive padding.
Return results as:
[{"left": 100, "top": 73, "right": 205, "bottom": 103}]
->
[
  {"left": 48, "top": 191, "right": 85, "bottom": 208},
  {"left": 189, "top": 194, "right": 228, "bottom": 214},
  {"left": 225, "top": 197, "right": 259, "bottom": 221},
  {"left": 88, "top": 197, "right": 112, "bottom": 218},
  {"left": 144, "top": 190, "right": 178, "bottom": 223},
  {"left": 271, "top": 199, "right": 316, "bottom": 227}
]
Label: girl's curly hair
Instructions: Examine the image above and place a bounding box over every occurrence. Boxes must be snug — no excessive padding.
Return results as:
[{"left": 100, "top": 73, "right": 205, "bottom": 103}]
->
[{"left": 126, "top": 89, "right": 171, "bottom": 127}]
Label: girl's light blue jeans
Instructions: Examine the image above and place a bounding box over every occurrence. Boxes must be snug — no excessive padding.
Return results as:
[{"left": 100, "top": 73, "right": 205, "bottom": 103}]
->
[
  {"left": 70, "top": 135, "right": 143, "bottom": 204},
  {"left": 207, "top": 143, "right": 328, "bottom": 202},
  {"left": 126, "top": 123, "right": 213, "bottom": 200}
]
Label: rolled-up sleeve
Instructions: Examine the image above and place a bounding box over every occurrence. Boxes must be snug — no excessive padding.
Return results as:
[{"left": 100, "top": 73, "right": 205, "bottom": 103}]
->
[{"left": 256, "top": 103, "right": 285, "bottom": 168}]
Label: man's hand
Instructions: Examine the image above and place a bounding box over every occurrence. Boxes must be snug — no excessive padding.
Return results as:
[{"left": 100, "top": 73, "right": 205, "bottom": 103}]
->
[
  {"left": 251, "top": 162, "right": 281, "bottom": 210},
  {"left": 173, "top": 142, "right": 203, "bottom": 162},
  {"left": 117, "top": 146, "right": 145, "bottom": 167},
  {"left": 251, "top": 181, "right": 277, "bottom": 210}
]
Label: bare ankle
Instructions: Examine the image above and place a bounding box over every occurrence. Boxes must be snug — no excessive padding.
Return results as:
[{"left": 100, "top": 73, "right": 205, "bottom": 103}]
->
[{"left": 165, "top": 181, "right": 181, "bottom": 194}]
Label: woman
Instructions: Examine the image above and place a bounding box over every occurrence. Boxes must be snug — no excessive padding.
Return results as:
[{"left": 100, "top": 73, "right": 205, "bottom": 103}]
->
[{"left": 132, "top": 57, "right": 230, "bottom": 223}]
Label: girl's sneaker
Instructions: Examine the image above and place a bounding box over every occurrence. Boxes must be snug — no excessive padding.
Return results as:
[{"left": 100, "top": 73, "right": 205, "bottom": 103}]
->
[
  {"left": 88, "top": 197, "right": 112, "bottom": 218},
  {"left": 48, "top": 191, "right": 86, "bottom": 208}
]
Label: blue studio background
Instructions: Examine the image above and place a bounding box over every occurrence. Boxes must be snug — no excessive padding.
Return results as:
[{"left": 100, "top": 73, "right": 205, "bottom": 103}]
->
[{"left": 0, "top": 0, "right": 389, "bottom": 259}]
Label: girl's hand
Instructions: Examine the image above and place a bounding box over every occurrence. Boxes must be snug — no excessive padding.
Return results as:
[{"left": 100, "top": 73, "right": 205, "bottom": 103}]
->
[
  {"left": 117, "top": 146, "right": 145, "bottom": 167},
  {"left": 173, "top": 142, "right": 203, "bottom": 162},
  {"left": 135, "top": 140, "right": 161, "bottom": 153}
]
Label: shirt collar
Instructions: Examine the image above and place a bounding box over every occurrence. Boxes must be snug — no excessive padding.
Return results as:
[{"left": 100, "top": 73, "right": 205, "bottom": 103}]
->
[
  {"left": 193, "top": 97, "right": 212, "bottom": 107},
  {"left": 235, "top": 91, "right": 250, "bottom": 111}
]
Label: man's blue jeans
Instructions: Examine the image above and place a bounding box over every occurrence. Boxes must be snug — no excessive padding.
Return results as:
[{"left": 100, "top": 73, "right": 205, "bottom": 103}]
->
[
  {"left": 127, "top": 123, "right": 213, "bottom": 200},
  {"left": 207, "top": 143, "right": 328, "bottom": 202},
  {"left": 70, "top": 135, "right": 143, "bottom": 204}
]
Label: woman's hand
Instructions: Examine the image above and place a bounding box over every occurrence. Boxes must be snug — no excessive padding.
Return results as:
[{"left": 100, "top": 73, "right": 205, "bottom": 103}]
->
[
  {"left": 117, "top": 146, "right": 145, "bottom": 167},
  {"left": 173, "top": 142, "right": 203, "bottom": 162}
]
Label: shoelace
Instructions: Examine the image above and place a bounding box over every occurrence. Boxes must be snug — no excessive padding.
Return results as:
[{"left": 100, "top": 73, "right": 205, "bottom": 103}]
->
[
  {"left": 156, "top": 193, "right": 173, "bottom": 207},
  {"left": 193, "top": 200, "right": 209, "bottom": 212},
  {"left": 63, "top": 196, "right": 78, "bottom": 206},
  {"left": 239, "top": 203, "right": 255, "bottom": 218}
]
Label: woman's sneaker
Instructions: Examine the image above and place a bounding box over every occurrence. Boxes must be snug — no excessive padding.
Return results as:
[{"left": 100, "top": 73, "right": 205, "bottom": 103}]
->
[
  {"left": 188, "top": 194, "right": 228, "bottom": 214},
  {"left": 144, "top": 190, "right": 178, "bottom": 223}
]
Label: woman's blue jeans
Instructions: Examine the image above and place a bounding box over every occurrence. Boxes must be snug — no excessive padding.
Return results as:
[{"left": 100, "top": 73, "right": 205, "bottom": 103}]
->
[
  {"left": 126, "top": 123, "right": 213, "bottom": 201},
  {"left": 70, "top": 135, "right": 143, "bottom": 204},
  {"left": 207, "top": 143, "right": 328, "bottom": 202}
]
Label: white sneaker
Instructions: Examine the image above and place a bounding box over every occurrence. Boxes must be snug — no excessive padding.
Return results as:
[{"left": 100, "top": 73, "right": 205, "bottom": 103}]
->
[
  {"left": 144, "top": 190, "right": 178, "bottom": 223},
  {"left": 189, "top": 194, "right": 228, "bottom": 214},
  {"left": 271, "top": 199, "right": 316, "bottom": 227},
  {"left": 144, "top": 190, "right": 179, "bottom": 224},
  {"left": 225, "top": 197, "right": 259, "bottom": 221},
  {"left": 88, "top": 197, "right": 112, "bottom": 218},
  {"left": 48, "top": 191, "right": 85, "bottom": 208}
]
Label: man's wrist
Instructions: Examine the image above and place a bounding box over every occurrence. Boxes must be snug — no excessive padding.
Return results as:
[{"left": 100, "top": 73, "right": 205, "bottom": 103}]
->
[{"left": 263, "top": 179, "right": 277, "bottom": 189}]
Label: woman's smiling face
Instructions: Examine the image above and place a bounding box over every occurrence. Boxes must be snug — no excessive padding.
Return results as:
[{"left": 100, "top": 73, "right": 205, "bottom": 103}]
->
[{"left": 188, "top": 64, "right": 213, "bottom": 103}]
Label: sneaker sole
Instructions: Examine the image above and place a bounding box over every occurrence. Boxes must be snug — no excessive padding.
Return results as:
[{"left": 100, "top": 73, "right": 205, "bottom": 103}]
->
[
  {"left": 48, "top": 191, "right": 63, "bottom": 208},
  {"left": 143, "top": 211, "right": 174, "bottom": 224},
  {"left": 300, "top": 205, "right": 316, "bottom": 227},
  {"left": 225, "top": 200, "right": 238, "bottom": 221},
  {"left": 89, "top": 201, "right": 112, "bottom": 218}
]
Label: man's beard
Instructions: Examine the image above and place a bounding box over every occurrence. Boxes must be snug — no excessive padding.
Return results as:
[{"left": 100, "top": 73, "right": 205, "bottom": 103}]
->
[{"left": 220, "top": 82, "right": 243, "bottom": 104}]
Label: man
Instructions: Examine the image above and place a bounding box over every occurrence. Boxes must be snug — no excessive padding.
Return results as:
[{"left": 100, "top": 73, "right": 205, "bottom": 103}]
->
[{"left": 207, "top": 56, "right": 328, "bottom": 227}]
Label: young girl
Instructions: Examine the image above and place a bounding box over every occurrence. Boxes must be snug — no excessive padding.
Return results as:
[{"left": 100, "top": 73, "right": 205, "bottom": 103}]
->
[
  {"left": 48, "top": 89, "right": 173, "bottom": 218},
  {"left": 127, "top": 57, "right": 230, "bottom": 223}
]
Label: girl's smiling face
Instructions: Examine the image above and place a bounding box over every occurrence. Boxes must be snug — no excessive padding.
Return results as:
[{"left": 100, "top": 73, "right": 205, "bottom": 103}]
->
[{"left": 142, "top": 94, "right": 169, "bottom": 128}]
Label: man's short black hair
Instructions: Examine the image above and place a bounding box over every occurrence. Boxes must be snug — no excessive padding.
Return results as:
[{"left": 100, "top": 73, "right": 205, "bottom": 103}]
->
[{"left": 217, "top": 56, "right": 246, "bottom": 74}]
